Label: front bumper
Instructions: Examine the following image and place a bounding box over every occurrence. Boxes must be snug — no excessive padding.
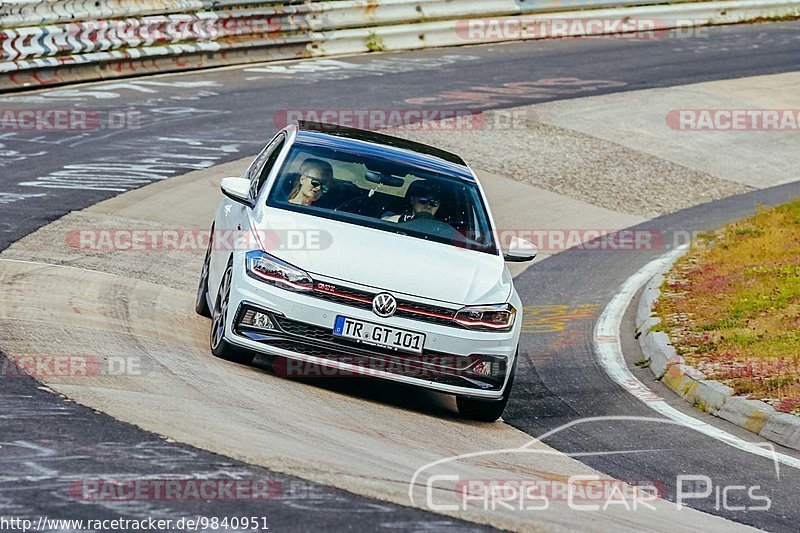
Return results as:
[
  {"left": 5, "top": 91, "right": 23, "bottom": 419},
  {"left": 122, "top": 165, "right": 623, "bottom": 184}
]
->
[{"left": 223, "top": 257, "right": 521, "bottom": 399}]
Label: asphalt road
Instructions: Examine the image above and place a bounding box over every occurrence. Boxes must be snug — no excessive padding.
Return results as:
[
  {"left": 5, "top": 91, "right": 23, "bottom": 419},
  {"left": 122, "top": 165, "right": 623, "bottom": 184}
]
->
[{"left": 1, "top": 20, "right": 800, "bottom": 531}]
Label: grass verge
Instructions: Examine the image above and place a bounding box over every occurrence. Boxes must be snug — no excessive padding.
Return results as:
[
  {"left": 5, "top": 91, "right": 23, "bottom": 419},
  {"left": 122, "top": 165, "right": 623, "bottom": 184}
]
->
[{"left": 654, "top": 199, "right": 800, "bottom": 414}]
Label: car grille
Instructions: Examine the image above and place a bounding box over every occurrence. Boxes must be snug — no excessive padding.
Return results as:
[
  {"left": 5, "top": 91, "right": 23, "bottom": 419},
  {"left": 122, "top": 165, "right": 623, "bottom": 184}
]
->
[
  {"left": 272, "top": 316, "right": 333, "bottom": 341},
  {"left": 310, "top": 281, "right": 459, "bottom": 328}
]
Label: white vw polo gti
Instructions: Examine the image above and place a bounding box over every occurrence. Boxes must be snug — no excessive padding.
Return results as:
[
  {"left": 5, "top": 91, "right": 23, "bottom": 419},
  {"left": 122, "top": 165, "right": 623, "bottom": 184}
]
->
[{"left": 196, "top": 122, "right": 536, "bottom": 421}]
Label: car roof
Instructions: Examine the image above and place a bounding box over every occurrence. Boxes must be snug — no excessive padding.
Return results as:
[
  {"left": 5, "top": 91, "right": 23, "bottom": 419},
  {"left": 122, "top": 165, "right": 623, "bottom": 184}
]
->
[{"left": 292, "top": 121, "right": 475, "bottom": 181}]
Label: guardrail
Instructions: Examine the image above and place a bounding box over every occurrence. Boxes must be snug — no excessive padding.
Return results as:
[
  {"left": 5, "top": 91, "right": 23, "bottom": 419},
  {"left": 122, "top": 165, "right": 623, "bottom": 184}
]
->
[{"left": 1, "top": 0, "right": 798, "bottom": 91}]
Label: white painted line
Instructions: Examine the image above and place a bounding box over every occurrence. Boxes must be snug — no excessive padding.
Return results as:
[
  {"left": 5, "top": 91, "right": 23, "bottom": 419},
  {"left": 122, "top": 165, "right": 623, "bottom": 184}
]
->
[{"left": 594, "top": 244, "right": 800, "bottom": 471}]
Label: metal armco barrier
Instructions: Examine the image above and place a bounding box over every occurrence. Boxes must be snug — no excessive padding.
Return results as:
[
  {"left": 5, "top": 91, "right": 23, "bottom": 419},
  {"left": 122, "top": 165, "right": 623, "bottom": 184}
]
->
[
  {"left": 1, "top": 0, "right": 798, "bottom": 91},
  {"left": 0, "top": 1, "right": 205, "bottom": 27}
]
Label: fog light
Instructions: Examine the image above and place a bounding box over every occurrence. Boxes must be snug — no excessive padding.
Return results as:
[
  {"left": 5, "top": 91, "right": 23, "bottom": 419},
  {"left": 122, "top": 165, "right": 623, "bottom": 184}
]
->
[
  {"left": 472, "top": 361, "right": 492, "bottom": 376},
  {"left": 253, "top": 312, "right": 274, "bottom": 329},
  {"left": 241, "top": 309, "right": 275, "bottom": 330},
  {"left": 470, "top": 358, "right": 505, "bottom": 379}
]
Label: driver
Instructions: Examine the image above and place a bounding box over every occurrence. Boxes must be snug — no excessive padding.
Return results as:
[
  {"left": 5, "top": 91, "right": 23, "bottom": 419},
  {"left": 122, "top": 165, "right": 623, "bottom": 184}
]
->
[
  {"left": 288, "top": 159, "right": 333, "bottom": 206},
  {"left": 382, "top": 181, "right": 442, "bottom": 223}
]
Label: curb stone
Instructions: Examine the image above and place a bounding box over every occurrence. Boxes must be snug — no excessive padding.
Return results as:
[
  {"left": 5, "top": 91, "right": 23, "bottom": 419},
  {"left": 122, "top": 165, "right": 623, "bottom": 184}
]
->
[{"left": 635, "top": 251, "right": 800, "bottom": 452}]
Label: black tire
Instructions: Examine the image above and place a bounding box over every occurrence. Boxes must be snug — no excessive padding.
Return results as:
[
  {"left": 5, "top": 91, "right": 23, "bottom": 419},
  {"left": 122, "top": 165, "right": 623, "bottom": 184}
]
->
[
  {"left": 195, "top": 226, "right": 213, "bottom": 318},
  {"left": 210, "top": 260, "right": 255, "bottom": 365},
  {"left": 456, "top": 352, "right": 518, "bottom": 422}
]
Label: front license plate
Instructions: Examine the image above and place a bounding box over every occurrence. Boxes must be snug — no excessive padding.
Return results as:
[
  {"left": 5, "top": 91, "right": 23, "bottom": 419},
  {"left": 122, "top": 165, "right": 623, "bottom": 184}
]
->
[{"left": 333, "top": 316, "right": 425, "bottom": 354}]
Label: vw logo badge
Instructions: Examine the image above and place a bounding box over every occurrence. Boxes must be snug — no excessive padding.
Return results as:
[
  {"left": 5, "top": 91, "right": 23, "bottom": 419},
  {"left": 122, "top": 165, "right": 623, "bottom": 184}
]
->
[{"left": 372, "top": 292, "right": 397, "bottom": 318}]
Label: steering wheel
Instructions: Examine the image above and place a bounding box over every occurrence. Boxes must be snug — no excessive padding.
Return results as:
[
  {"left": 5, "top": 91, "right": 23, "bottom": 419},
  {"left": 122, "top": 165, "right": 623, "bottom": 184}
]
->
[{"left": 398, "top": 216, "right": 460, "bottom": 239}]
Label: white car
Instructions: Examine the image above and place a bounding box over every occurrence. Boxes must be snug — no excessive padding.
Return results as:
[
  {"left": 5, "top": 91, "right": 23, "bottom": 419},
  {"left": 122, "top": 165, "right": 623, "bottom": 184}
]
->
[{"left": 196, "top": 122, "right": 536, "bottom": 421}]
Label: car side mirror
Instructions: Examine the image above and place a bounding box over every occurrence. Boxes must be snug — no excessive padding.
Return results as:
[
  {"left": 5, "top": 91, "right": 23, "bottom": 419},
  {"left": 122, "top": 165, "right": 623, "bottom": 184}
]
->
[
  {"left": 503, "top": 236, "right": 537, "bottom": 262},
  {"left": 220, "top": 177, "right": 253, "bottom": 208}
]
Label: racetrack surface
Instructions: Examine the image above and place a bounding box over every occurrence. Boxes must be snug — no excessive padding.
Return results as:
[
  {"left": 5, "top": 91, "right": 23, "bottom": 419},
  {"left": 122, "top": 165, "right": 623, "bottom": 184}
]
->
[{"left": 1, "top": 21, "right": 800, "bottom": 532}]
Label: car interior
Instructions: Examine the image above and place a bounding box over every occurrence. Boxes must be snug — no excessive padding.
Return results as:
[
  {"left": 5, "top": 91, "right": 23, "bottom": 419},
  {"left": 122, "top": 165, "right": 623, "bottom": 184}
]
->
[{"left": 269, "top": 150, "right": 494, "bottom": 250}]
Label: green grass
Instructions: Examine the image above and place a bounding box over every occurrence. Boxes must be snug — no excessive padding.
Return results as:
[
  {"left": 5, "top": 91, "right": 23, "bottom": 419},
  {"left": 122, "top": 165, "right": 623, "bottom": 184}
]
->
[{"left": 655, "top": 199, "right": 800, "bottom": 414}]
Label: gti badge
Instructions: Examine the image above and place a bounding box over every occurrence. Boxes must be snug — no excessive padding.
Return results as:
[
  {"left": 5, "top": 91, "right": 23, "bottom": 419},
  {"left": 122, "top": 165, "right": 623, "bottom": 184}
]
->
[{"left": 372, "top": 292, "right": 397, "bottom": 318}]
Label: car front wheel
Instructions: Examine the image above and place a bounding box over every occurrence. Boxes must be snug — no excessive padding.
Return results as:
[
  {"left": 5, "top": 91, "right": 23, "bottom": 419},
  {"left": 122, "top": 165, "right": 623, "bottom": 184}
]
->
[
  {"left": 195, "top": 226, "right": 213, "bottom": 317},
  {"left": 456, "top": 352, "right": 517, "bottom": 422},
  {"left": 210, "top": 260, "right": 255, "bottom": 365}
]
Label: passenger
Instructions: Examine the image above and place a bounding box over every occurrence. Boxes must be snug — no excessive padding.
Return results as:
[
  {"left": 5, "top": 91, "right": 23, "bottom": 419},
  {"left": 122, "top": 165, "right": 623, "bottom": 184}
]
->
[
  {"left": 288, "top": 159, "right": 334, "bottom": 206},
  {"left": 382, "top": 181, "right": 442, "bottom": 223}
]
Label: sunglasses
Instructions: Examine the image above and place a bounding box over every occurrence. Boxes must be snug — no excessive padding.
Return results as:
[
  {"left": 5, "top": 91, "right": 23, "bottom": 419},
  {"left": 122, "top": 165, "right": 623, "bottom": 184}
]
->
[
  {"left": 306, "top": 177, "right": 330, "bottom": 193},
  {"left": 416, "top": 196, "right": 440, "bottom": 207}
]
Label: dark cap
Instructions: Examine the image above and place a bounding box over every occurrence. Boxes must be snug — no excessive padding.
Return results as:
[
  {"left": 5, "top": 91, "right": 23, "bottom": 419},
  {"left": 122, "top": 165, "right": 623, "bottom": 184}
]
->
[{"left": 407, "top": 179, "right": 442, "bottom": 199}]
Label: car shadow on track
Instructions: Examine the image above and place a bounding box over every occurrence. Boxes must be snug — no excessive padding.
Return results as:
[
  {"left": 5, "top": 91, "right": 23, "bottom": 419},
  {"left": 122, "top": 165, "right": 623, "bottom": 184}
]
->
[{"left": 245, "top": 353, "right": 462, "bottom": 420}]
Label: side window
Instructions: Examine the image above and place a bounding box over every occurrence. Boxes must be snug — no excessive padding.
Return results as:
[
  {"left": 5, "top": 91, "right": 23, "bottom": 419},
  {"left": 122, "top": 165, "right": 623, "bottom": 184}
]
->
[{"left": 247, "top": 134, "right": 286, "bottom": 200}]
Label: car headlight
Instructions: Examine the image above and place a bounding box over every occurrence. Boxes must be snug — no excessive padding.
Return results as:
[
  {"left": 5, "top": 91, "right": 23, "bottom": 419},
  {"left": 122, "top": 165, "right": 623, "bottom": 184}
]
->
[
  {"left": 454, "top": 303, "right": 516, "bottom": 331},
  {"left": 245, "top": 250, "right": 313, "bottom": 292}
]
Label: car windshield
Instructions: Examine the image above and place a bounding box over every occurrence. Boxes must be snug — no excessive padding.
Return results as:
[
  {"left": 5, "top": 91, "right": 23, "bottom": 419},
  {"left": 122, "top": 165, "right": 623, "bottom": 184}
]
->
[{"left": 265, "top": 142, "right": 497, "bottom": 255}]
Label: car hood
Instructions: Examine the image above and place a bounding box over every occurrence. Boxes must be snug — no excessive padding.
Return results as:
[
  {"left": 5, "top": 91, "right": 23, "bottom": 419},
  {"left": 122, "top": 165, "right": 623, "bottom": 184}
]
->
[{"left": 252, "top": 208, "right": 512, "bottom": 305}]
